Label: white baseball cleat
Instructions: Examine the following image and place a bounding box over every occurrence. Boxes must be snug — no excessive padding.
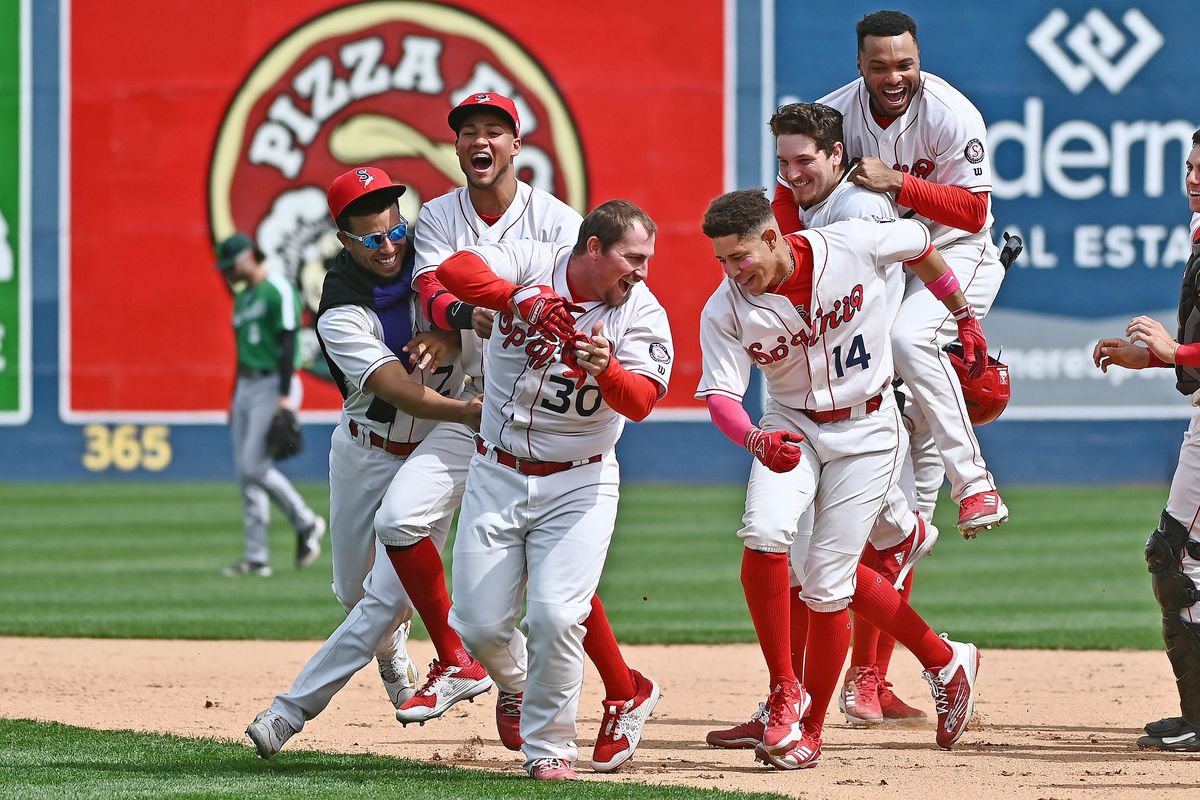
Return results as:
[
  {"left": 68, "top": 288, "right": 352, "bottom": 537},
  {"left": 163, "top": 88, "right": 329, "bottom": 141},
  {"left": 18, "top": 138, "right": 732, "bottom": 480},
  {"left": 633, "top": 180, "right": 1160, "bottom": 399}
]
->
[
  {"left": 295, "top": 516, "right": 326, "bottom": 569},
  {"left": 378, "top": 621, "right": 420, "bottom": 709},
  {"left": 223, "top": 560, "right": 272, "bottom": 577},
  {"left": 245, "top": 710, "right": 297, "bottom": 759}
]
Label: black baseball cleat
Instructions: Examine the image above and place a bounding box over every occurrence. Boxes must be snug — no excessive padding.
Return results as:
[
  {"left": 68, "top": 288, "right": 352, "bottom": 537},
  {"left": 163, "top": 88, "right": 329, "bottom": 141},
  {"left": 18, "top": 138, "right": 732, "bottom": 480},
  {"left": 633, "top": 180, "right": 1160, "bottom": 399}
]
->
[{"left": 1138, "top": 717, "right": 1200, "bottom": 751}]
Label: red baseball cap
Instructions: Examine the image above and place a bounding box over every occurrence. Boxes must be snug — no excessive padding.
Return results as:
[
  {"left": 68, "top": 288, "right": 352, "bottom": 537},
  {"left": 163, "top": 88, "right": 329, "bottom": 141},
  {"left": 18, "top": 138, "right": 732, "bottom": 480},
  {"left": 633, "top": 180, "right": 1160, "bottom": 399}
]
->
[
  {"left": 447, "top": 92, "right": 521, "bottom": 137},
  {"left": 327, "top": 166, "right": 407, "bottom": 222}
]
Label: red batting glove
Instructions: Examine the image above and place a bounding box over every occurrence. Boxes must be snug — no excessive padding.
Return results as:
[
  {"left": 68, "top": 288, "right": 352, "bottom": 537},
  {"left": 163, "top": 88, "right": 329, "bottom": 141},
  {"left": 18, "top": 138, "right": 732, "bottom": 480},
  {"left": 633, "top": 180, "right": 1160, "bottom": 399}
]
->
[
  {"left": 744, "top": 428, "right": 805, "bottom": 473},
  {"left": 560, "top": 333, "right": 590, "bottom": 389},
  {"left": 511, "top": 285, "right": 582, "bottom": 342},
  {"left": 952, "top": 305, "right": 987, "bottom": 379}
]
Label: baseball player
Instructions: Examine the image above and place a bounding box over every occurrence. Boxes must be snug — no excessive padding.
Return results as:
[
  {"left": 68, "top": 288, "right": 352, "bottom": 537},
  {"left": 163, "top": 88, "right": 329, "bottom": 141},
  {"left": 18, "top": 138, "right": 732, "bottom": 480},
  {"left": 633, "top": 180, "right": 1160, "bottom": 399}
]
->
[
  {"left": 436, "top": 200, "right": 672, "bottom": 781},
  {"left": 245, "top": 167, "right": 487, "bottom": 759},
  {"left": 775, "top": 10, "right": 1007, "bottom": 540},
  {"left": 1094, "top": 128, "right": 1200, "bottom": 752},
  {"left": 400, "top": 93, "right": 661, "bottom": 773},
  {"left": 215, "top": 232, "right": 325, "bottom": 578},
  {"left": 697, "top": 188, "right": 982, "bottom": 770}
]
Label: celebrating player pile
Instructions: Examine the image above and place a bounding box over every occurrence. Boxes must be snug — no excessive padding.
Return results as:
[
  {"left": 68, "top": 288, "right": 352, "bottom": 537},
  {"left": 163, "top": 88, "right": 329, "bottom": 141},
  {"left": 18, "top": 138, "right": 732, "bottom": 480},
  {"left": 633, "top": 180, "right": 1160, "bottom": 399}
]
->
[{"left": 697, "top": 188, "right": 983, "bottom": 768}]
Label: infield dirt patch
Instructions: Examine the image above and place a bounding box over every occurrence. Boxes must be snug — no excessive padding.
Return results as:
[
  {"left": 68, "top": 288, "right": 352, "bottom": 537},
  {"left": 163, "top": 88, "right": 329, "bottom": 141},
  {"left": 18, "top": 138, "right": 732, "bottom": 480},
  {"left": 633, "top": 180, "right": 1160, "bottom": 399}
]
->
[{"left": 3, "top": 637, "right": 1196, "bottom": 798}]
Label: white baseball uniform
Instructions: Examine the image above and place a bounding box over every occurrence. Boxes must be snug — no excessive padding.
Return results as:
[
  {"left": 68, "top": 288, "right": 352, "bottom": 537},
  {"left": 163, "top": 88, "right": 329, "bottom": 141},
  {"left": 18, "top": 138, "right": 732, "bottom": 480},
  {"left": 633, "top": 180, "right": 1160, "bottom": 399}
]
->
[
  {"left": 265, "top": 184, "right": 582, "bottom": 733},
  {"left": 796, "top": 175, "right": 921, "bottom": 547},
  {"left": 266, "top": 253, "right": 467, "bottom": 732},
  {"left": 697, "top": 217, "right": 928, "bottom": 611},
  {"left": 447, "top": 240, "right": 672, "bottom": 767},
  {"left": 818, "top": 72, "right": 1004, "bottom": 521}
]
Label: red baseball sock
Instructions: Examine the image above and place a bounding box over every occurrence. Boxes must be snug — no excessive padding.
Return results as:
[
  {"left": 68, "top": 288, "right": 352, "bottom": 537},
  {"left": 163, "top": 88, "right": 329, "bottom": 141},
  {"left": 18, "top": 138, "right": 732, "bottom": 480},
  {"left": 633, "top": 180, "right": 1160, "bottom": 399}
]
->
[
  {"left": 386, "top": 539, "right": 470, "bottom": 667},
  {"left": 741, "top": 548, "right": 796, "bottom": 687},
  {"left": 850, "top": 565, "right": 951, "bottom": 669},
  {"left": 583, "top": 593, "right": 637, "bottom": 701},
  {"left": 874, "top": 579, "right": 913, "bottom": 678},
  {"left": 789, "top": 588, "right": 810, "bottom": 680},
  {"left": 849, "top": 549, "right": 883, "bottom": 669},
  {"left": 803, "top": 608, "right": 852, "bottom": 737}
]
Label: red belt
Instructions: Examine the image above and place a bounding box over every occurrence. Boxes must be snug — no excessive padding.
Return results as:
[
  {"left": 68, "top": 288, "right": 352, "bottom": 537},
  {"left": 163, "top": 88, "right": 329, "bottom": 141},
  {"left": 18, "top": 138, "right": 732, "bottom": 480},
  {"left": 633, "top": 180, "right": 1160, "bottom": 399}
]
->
[
  {"left": 348, "top": 419, "right": 419, "bottom": 457},
  {"left": 475, "top": 436, "right": 602, "bottom": 477},
  {"left": 801, "top": 394, "right": 883, "bottom": 424}
]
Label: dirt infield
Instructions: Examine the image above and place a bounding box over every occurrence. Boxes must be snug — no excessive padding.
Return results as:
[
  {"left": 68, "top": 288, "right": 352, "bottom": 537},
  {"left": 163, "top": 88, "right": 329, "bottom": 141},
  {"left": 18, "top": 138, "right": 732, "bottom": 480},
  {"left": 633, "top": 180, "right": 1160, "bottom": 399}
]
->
[{"left": 4, "top": 637, "right": 1198, "bottom": 798}]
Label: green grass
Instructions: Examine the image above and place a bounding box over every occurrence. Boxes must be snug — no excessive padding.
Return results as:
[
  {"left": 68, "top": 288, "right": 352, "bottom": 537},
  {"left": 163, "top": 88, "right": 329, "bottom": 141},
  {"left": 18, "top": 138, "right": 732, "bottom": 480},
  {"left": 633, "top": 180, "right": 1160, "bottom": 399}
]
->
[
  {"left": 0, "top": 718, "right": 789, "bottom": 800},
  {"left": 0, "top": 482, "right": 1167, "bottom": 649}
]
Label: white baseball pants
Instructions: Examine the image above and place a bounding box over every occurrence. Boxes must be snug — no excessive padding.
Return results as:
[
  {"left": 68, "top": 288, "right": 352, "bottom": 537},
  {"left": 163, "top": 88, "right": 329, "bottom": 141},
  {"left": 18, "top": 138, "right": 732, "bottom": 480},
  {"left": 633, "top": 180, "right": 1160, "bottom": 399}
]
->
[{"left": 450, "top": 450, "right": 620, "bottom": 768}]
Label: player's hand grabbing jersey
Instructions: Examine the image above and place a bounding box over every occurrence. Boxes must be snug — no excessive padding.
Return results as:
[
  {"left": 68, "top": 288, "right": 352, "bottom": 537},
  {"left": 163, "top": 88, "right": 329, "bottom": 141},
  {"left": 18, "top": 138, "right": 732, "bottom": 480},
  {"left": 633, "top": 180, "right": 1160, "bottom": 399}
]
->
[
  {"left": 818, "top": 72, "right": 993, "bottom": 247},
  {"left": 466, "top": 240, "right": 673, "bottom": 461},
  {"left": 318, "top": 303, "right": 464, "bottom": 444},
  {"left": 412, "top": 182, "right": 582, "bottom": 380},
  {"left": 697, "top": 217, "right": 930, "bottom": 410}
]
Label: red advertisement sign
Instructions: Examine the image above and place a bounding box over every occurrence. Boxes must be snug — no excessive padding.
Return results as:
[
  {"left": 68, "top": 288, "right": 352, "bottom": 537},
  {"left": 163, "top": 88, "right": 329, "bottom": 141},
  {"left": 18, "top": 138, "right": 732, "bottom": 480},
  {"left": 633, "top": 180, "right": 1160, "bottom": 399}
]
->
[{"left": 68, "top": 0, "right": 724, "bottom": 419}]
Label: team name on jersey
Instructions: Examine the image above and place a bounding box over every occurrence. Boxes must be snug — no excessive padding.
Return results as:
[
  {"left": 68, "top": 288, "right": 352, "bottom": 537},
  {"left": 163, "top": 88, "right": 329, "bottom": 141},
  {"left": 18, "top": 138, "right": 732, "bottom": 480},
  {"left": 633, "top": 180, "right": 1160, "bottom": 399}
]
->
[
  {"left": 746, "top": 284, "right": 865, "bottom": 366},
  {"left": 233, "top": 297, "right": 268, "bottom": 326},
  {"left": 496, "top": 312, "right": 563, "bottom": 370},
  {"left": 892, "top": 159, "right": 935, "bottom": 180}
]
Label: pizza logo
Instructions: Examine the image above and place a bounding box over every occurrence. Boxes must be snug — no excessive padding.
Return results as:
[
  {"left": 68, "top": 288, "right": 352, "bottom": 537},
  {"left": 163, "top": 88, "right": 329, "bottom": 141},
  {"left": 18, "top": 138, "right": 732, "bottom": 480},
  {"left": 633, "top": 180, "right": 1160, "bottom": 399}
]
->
[
  {"left": 649, "top": 342, "right": 671, "bottom": 364},
  {"left": 208, "top": 1, "right": 588, "bottom": 319},
  {"left": 964, "top": 138, "right": 985, "bottom": 164}
]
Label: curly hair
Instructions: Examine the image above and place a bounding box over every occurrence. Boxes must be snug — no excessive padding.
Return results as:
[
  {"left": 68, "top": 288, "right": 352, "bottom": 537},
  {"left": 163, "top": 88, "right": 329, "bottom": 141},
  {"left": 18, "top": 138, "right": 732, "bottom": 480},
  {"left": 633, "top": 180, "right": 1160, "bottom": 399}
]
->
[
  {"left": 856, "top": 10, "right": 918, "bottom": 51},
  {"left": 701, "top": 189, "right": 773, "bottom": 240}
]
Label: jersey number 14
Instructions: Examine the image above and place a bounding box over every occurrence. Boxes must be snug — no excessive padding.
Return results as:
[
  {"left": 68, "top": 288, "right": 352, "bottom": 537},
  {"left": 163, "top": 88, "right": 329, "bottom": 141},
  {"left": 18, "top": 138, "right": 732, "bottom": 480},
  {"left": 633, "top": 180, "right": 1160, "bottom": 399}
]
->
[{"left": 830, "top": 334, "right": 871, "bottom": 378}]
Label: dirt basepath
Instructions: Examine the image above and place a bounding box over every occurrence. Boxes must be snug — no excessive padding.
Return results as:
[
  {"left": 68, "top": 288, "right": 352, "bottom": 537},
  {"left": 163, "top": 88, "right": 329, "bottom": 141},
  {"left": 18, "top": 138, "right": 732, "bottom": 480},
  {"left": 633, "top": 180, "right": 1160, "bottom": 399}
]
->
[{"left": 4, "top": 637, "right": 1197, "bottom": 798}]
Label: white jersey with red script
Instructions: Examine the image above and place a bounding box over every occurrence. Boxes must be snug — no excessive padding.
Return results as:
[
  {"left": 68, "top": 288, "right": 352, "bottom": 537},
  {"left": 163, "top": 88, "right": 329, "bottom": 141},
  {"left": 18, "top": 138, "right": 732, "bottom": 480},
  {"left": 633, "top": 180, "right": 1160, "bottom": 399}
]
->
[
  {"left": 696, "top": 216, "right": 930, "bottom": 412},
  {"left": 818, "top": 71, "right": 993, "bottom": 248},
  {"left": 412, "top": 181, "right": 582, "bottom": 382},
  {"left": 464, "top": 239, "right": 673, "bottom": 461}
]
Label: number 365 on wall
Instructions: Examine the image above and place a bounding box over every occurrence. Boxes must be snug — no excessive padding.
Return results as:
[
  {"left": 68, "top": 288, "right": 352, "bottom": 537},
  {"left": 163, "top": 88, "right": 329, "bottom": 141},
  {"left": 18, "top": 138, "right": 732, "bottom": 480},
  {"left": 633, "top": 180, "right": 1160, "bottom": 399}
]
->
[{"left": 82, "top": 424, "right": 172, "bottom": 472}]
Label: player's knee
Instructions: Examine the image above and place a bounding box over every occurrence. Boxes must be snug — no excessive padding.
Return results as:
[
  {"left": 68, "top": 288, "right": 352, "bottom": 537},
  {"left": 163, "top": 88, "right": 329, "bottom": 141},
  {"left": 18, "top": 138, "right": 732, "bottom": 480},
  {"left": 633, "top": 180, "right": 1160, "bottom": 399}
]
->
[
  {"left": 736, "top": 528, "right": 792, "bottom": 554},
  {"left": 373, "top": 511, "right": 429, "bottom": 548},
  {"left": 450, "top": 615, "right": 508, "bottom": 654},
  {"left": 524, "top": 600, "right": 586, "bottom": 641}
]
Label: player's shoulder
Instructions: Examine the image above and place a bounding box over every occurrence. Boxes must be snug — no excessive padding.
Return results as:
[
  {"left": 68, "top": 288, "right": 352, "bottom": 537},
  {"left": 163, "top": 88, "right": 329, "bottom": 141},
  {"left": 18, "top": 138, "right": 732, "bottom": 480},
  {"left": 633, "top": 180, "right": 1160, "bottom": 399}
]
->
[
  {"left": 524, "top": 182, "right": 578, "bottom": 215},
  {"left": 263, "top": 271, "right": 297, "bottom": 300},
  {"left": 416, "top": 188, "right": 464, "bottom": 221},
  {"left": 828, "top": 179, "right": 896, "bottom": 219},
  {"left": 700, "top": 277, "right": 739, "bottom": 316},
  {"left": 917, "top": 72, "right": 983, "bottom": 120},
  {"left": 816, "top": 78, "right": 861, "bottom": 111}
]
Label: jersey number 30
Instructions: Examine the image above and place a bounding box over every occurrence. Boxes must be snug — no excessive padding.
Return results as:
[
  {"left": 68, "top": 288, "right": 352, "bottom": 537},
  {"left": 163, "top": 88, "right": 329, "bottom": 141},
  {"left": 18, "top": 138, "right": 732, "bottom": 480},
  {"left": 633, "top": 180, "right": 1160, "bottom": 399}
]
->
[
  {"left": 831, "top": 334, "right": 871, "bottom": 378},
  {"left": 540, "top": 376, "right": 603, "bottom": 417}
]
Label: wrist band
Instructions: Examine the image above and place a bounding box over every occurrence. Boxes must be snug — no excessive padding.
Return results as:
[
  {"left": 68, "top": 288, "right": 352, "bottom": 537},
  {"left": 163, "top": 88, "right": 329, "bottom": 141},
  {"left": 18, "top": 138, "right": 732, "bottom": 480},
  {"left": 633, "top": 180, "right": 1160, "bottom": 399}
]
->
[
  {"left": 952, "top": 304, "right": 974, "bottom": 322},
  {"left": 924, "top": 270, "right": 960, "bottom": 301},
  {"left": 446, "top": 301, "right": 475, "bottom": 330}
]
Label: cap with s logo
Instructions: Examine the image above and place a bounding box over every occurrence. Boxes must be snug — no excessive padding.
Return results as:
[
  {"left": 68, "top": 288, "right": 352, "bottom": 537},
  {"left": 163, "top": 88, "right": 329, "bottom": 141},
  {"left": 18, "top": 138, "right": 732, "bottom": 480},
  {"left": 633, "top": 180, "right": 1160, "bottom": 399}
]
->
[
  {"left": 326, "top": 166, "right": 407, "bottom": 222},
  {"left": 447, "top": 92, "right": 521, "bottom": 137}
]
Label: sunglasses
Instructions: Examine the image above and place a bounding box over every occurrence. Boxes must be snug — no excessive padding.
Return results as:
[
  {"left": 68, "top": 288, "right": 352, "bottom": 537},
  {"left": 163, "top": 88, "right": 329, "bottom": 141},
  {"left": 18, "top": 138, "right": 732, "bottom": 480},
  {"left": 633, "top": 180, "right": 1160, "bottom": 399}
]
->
[{"left": 342, "top": 220, "right": 408, "bottom": 251}]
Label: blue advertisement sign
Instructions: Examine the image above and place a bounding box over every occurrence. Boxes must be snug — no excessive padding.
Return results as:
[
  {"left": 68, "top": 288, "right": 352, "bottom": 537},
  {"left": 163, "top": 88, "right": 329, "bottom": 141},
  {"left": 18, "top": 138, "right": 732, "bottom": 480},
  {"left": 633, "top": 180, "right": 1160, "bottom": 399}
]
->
[{"left": 775, "top": 1, "right": 1198, "bottom": 419}]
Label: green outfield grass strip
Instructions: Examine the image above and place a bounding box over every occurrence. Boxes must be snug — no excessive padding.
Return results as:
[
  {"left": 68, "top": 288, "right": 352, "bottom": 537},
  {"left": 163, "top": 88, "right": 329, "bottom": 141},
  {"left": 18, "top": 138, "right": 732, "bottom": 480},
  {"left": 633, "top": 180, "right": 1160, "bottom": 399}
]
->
[
  {"left": 0, "top": 482, "right": 1168, "bottom": 649},
  {"left": 0, "top": 718, "right": 790, "bottom": 800}
]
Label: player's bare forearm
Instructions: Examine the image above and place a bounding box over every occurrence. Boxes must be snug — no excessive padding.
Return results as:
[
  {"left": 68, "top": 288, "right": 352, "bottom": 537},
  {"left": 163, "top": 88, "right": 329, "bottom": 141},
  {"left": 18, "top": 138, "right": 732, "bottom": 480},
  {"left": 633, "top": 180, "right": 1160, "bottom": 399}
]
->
[{"left": 364, "top": 362, "right": 479, "bottom": 426}]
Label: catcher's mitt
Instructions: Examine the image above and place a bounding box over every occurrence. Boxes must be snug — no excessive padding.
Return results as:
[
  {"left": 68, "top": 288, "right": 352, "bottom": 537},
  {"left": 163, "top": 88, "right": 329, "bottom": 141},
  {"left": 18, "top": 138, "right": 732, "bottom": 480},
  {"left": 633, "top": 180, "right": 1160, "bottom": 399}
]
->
[{"left": 266, "top": 408, "right": 304, "bottom": 460}]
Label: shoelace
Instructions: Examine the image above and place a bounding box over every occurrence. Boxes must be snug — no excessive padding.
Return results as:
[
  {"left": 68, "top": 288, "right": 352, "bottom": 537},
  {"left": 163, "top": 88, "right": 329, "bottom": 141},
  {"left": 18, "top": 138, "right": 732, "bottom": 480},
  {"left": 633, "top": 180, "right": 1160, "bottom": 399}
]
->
[
  {"left": 414, "top": 659, "right": 451, "bottom": 696},
  {"left": 877, "top": 679, "right": 897, "bottom": 701},
  {"left": 749, "top": 702, "right": 769, "bottom": 725},
  {"left": 923, "top": 671, "right": 949, "bottom": 716},
  {"left": 854, "top": 667, "right": 881, "bottom": 697},
  {"left": 498, "top": 692, "right": 522, "bottom": 718},
  {"left": 766, "top": 683, "right": 798, "bottom": 726},
  {"left": 379, "top": 658, "right": 407, "bottom": 685},
  {"left": 536, "top": 758, "right": 570, "bottom": 772},
  {"left": 268, "top": 715, "right": 292, "bottom": 740}
]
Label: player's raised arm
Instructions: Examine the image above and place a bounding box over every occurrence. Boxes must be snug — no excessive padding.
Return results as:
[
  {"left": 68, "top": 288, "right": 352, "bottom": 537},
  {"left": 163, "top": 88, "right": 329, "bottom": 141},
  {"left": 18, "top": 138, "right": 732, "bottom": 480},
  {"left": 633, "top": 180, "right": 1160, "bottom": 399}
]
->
[{"left": 437, "top": 248, "right": 580, "bottom": 342}]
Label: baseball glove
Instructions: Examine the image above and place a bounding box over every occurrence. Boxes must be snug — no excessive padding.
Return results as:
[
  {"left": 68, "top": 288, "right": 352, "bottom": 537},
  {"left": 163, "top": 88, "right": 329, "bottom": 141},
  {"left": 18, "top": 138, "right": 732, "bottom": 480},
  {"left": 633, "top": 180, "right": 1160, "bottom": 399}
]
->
[{"left": 266, "top": 408, "right": 304, "bottom": 460}]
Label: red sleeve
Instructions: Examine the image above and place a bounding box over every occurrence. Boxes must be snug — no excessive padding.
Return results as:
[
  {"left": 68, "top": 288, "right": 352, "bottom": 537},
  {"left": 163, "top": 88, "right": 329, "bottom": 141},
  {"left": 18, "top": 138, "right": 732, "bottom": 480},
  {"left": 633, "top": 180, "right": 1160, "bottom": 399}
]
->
[
  {"left": 415, "top": 272, "right": 459, "bottom": 330},
  {"left": 594, "top": 356, "right": 660, "bottom": 422},
  {"left": 896, "top": 174, "right": 989, "bottom": 233},
  {"left": 705, "top": 394, "right": 754, "bottom": 447},
  {"left": 771, "top": 181, "right": 804, "bottom": 235},
  {"left": 1174, "top": 343, "right": 1200, "bottom": 368},
  {"left": 436, "top": 251, "right": 518, "bottom": 311}
]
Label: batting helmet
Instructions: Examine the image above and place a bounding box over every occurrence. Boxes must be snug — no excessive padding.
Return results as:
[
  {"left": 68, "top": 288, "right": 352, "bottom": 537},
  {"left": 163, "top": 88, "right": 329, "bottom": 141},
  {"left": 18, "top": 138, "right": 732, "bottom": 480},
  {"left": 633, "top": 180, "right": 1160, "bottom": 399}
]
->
[{"left": 944, "top": 342, "right": 1010, "bottom": 425}]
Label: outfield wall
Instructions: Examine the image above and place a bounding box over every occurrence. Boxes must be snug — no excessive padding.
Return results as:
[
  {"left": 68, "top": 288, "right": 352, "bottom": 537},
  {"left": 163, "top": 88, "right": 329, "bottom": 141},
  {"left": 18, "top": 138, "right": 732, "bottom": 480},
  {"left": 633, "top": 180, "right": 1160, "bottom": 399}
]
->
[{"left": 0, "top": 0, "right": 1195, "bottom": 483}]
